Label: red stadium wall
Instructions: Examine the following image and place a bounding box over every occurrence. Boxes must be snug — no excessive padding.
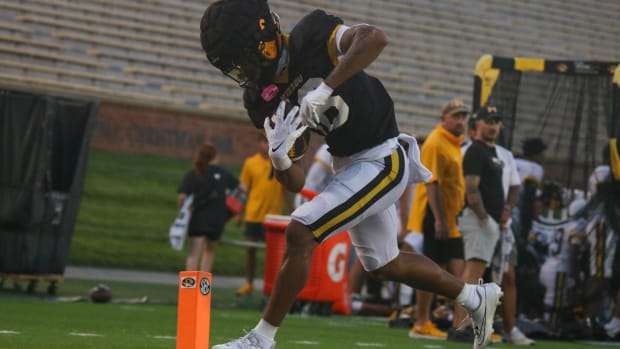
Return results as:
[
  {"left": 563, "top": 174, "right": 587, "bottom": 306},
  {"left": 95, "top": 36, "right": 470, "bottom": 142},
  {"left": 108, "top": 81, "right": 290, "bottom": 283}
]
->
[{"left": 91, "top": 103, "right": 582, "bottom": 188}]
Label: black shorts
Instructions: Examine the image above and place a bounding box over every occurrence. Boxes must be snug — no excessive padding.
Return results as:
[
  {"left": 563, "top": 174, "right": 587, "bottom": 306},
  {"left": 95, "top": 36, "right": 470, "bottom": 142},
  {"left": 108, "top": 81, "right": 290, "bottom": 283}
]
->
[
  {"left": 422, "top": 206, "right": 464, "bottom": 264},
  {"left": 188, "top": 209, "right": 225, "bottom": 241},
  {"left": 244, "top": 222, "right": 265, "bottom": 240}
]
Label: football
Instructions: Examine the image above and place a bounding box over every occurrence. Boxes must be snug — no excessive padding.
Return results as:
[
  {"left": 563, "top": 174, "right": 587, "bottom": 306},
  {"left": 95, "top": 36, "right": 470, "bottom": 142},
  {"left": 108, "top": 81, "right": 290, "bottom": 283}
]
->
[
  {"left": 89, "top": 284, "right": 112, "bottom": 303},
  {"left": 269, "top": 101, "right": 311, "bottom": 161},
  {"left": 288, "top": 127, "right": 311, "bottom": 161}
]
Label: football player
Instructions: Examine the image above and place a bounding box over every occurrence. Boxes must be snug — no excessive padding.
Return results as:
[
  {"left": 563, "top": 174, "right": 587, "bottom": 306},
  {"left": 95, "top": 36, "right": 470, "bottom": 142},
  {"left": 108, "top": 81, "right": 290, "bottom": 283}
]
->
[
  {"left": 200, "top": 1, "right": 502, "bottom": 348},
  {"left": 538, "top": 198, "right": 588, "bottom": 333}
]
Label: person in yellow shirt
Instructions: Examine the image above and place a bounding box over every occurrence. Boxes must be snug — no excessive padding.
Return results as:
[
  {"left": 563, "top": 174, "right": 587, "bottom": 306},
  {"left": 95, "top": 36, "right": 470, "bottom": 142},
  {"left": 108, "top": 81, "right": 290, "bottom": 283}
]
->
[
  {"left": 407, "top": 98, "right": 468, "bottom": 340},
  {"left": 235, "top": 133, "right": 288, "bottom": 296}
]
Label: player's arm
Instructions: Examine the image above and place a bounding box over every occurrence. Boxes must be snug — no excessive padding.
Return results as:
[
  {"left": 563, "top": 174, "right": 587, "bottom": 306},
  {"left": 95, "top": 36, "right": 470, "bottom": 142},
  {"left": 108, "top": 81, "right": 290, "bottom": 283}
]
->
[
  {"left": 323, "top": 24, "right": 388, "bottom": 89},
  {"left": 275, "top": 164, "right": 306, "bottom": 194},
  {"left": 299, "top": 23, "right": 387, "bottom": 132},
  {"left": 464, "top": 174, "right": 489, "bottom": 225}
]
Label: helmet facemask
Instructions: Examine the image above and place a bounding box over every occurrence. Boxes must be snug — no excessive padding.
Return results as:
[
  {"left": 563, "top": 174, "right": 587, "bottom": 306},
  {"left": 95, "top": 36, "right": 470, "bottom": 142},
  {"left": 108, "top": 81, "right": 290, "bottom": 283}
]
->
[{"left": 205, "top": 9, "right": 283, "bottom": 88}]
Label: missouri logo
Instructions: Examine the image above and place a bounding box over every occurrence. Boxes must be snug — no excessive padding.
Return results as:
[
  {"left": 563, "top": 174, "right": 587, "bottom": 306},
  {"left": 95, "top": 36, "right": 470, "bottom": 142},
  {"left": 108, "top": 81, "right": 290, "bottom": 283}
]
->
[{"left": 180, "top": 276, "right": 196, "bottom": 288}]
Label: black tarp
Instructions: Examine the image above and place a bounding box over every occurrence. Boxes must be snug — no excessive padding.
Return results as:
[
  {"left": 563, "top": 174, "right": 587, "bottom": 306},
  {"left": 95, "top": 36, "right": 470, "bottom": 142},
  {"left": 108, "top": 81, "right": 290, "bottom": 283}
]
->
[{"left": 0, "top": 90, "right": 97, "bottom": 275}]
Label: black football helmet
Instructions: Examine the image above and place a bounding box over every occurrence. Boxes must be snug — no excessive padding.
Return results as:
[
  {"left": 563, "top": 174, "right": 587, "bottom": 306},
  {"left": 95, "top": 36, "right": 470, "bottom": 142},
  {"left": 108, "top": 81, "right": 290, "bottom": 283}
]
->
[
  {"left": 200, "top": 0, "right": 283, "bottom": 87},
  {"left": 540, "top": 180, "right": 564, "bottom": 209}
]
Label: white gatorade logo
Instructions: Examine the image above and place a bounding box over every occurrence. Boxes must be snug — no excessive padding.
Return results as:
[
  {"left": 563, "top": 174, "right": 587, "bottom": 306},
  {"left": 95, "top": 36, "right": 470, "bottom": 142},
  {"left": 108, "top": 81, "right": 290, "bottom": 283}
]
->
[{"left": 327, "top": 242, "right": 348, "bottom": 282}]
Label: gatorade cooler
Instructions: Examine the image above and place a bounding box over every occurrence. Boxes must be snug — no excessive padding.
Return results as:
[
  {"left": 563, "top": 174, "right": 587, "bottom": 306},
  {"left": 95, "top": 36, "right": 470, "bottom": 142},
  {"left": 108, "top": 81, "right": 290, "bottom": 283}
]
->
[{"left": 263, "top": 214, "right": 351, "bottom": 314}]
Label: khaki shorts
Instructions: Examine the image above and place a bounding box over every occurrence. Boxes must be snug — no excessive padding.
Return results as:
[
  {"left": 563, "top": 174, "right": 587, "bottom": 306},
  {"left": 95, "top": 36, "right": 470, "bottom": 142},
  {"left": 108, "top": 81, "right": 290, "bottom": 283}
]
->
[{"left": 458, "top": 208, "right": 500, "bottom": 265}]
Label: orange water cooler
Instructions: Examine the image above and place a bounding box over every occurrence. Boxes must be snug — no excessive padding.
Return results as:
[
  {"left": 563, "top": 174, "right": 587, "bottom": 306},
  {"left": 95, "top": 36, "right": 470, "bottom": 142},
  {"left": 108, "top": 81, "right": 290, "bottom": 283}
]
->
[{"left": 262, "top": 214, "right": 352, "bottom": 315}]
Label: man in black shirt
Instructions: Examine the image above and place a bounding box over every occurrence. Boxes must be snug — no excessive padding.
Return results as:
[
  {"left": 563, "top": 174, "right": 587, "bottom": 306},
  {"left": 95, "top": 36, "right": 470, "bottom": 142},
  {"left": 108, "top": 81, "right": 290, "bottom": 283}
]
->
[{"left": 453, "top": 106, "right": 504, "bottom": 337}]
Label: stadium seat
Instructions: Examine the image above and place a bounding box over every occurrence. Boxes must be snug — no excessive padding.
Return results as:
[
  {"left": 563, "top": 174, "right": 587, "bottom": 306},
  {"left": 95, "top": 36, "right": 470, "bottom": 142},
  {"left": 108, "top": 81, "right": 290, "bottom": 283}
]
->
[{"left": 0, "top": 0, "right": 618, "bottom": 136}]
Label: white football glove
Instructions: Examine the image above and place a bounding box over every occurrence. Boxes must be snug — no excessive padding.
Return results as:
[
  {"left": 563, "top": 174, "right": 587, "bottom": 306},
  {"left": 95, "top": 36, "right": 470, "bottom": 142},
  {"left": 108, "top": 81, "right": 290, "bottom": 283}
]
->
[
  {"left": 300, "top": 81, "right": 333, "bottom": 135},
  {"left": 264, "top": 100, "right": 308, "bottom": 171}
]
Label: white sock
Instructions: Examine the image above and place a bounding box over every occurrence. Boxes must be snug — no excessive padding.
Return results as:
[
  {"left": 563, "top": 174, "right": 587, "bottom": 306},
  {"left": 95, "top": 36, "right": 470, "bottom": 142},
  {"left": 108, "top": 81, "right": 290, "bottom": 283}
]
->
[
  {"left": 455, "top": 284, "right": 481, "bottom": 312},
  {"left": 254, "top": 319, "right": 278, "bottom": 340}
]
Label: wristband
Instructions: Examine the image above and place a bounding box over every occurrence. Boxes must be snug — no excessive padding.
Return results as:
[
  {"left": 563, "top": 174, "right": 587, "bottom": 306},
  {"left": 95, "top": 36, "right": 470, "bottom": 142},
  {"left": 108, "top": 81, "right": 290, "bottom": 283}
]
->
[
  {"left": 271, "top": 155, "right": 292, "bottom": 171},
  {"left": 315, "top": 81, "right": 334, "bottom": 96}
]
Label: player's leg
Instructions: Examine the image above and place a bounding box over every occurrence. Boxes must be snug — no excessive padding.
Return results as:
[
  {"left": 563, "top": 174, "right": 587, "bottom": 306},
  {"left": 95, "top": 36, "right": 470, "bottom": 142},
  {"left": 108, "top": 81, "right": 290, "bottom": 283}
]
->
[
  {"left": 410, "top": 216, "right": 451, "bottom": 340},
  {"left": 213, "top": 144, "right": 411, "bottom": 349},
  {"left": 261, "top": 220, "right": 318, "bottom": 325},
  {"left": 449, "top": 208, "right": 501, "bottom": 345},
  {"left": 361, "top": 215, "right": 463, "bottom": 300},
  {"left": 267, "top": 146, "right": 411, "bottom": 328},
  {"left": 354, "top": 207, "right": 501, "bottom": 349}
]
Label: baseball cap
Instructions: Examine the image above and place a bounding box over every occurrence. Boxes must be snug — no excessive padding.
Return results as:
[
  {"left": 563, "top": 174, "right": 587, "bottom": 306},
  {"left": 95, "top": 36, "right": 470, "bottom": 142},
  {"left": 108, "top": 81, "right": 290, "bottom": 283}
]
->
[
  {"left": 473, "top": 105, "right": 502, "bottom": 122},
  {"left": 442, "top": 98, "right": 469, "bottom": 116}
]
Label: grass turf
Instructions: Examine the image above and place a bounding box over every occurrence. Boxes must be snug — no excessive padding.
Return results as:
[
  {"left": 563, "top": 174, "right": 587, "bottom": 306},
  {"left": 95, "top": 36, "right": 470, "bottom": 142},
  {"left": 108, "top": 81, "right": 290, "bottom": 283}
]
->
[
  {"left": 4, "top": 149, "right": 614, "bottom": 348},
  {"left": 0, "top": 298, "right": 606, "bottom": 349},
  {"left": 0, "top": 278, "right": 611, "bottom": 349},
  {"left": 69, "top": 149, "right": 263, "bottom": 276}
]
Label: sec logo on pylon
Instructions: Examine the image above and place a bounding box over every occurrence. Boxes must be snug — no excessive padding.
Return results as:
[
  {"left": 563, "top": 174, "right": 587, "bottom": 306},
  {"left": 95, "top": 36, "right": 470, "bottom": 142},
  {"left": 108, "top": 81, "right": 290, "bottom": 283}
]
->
[{"left": 200, "top": 277, "right": 211, "bottom": 296}]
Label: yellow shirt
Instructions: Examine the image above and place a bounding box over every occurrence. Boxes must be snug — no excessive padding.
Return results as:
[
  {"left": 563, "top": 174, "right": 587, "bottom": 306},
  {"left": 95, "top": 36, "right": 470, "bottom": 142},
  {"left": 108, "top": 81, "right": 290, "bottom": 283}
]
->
[
  {"left": 408, "top": 125, "right": 465, "bottom": 238},
  {"left": 239, "top": 154, "right": 284, "bottom": 223}
]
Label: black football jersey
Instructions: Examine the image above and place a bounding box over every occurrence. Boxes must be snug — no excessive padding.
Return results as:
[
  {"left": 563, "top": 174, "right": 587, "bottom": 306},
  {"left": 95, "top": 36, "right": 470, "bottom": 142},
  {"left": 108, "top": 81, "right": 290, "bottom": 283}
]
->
[{"left": 244, "top": 10, "right": 399, "bottom": 157}]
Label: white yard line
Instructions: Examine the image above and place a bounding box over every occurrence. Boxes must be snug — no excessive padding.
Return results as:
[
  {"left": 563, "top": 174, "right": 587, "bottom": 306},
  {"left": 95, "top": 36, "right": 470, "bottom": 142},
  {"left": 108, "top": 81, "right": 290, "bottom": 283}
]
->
[
  {"left": 68, "top": 332, "right": 103, "bottom": 337},
  {"left": 289, "top": 340, "right": 320, "bottom": 345},
  {"left": 355, "top": 342, "right": 385, "bottom": 347}
]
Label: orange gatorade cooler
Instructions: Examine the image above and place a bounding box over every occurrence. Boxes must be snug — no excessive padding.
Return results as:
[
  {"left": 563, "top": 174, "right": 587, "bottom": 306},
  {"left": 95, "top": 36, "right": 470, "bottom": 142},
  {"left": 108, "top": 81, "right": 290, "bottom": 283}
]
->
[{"left": 263, "top": 214, "right": 351, "bottom": 314}]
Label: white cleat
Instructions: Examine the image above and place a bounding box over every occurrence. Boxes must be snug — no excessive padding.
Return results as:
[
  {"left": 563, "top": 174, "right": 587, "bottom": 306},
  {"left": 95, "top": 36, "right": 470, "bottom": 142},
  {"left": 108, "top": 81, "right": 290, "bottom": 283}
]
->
[
  {"left": 470, "top": 280, "right": 503, "bottom": 349},
  {"left": 212, "top": 330, "right": 275, "bottom": 349},
  {"left": 504, "top": 326, "right": 535, "bottom": 346}
]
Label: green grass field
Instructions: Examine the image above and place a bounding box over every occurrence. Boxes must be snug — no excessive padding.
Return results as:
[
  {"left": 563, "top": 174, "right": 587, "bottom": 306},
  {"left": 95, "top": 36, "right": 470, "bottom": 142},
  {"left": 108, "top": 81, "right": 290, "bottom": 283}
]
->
[
  {"left": 0, "top": 278, "right": 613, "bottom": 349},
  {"left": 3, "top": 149, "right": 615, "bottom": 348},
  {"left": 0, "top": 297, "right": 607, "bottom": 349},
  {"left": 69, "top": 149, "right": 262, "bottom": 276}
]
